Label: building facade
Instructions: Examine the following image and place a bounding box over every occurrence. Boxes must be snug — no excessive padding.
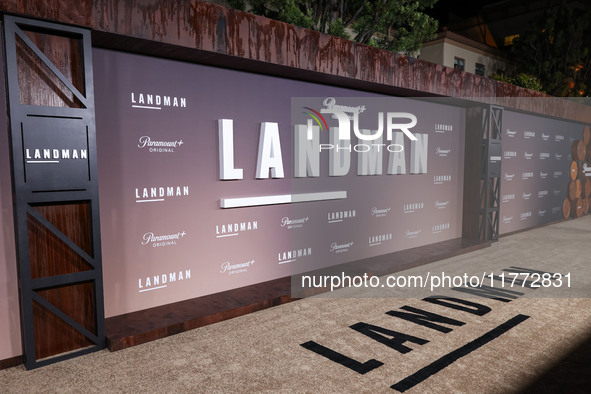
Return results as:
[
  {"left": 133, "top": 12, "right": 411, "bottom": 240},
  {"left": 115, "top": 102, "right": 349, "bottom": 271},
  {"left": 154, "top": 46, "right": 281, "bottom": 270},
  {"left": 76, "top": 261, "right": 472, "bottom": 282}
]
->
[{"left": 419, "top": 30, "right": 514, "bottom": 78}]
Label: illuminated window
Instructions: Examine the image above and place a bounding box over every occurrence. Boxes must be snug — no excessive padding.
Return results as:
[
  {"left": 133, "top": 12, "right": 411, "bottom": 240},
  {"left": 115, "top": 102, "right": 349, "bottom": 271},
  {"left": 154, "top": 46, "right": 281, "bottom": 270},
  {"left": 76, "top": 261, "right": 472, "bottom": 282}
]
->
[
  {"left": 454, "top": 57, "right": 465, "bottom": 71},
  {"left": 475, "top": 63, "right": 485, "bottom": 76},
  {"left": 504, "top": 34, "right": 519, "bottom": 46}
]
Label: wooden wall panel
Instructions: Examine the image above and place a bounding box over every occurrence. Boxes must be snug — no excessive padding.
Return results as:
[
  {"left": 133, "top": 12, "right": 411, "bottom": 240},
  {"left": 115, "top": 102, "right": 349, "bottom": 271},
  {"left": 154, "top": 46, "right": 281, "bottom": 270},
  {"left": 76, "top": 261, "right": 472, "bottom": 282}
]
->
[
  {"left": 28, "top": 203, "right": 96, "bottom": 358},
  {"left": 27, "top": 212, "right": 93, "bottom": 280},
  {"left": 32, "top": 202, "right": 93, "bottom": 256},
  {"left": 33, "top": 285, "right": 95, "bottom": 360},
  {"left": 16, "top": 33, "right": 83, "bottom": 107}
]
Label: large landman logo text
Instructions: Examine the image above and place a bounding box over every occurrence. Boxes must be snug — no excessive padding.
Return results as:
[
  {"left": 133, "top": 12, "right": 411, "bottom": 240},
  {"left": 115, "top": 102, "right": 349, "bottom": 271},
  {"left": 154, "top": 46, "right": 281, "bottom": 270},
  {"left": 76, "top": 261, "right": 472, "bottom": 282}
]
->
[
  {"left": 218, "top": 100, "right": 428, "bottom": 180},
  {"left": 300, "top": 266, "right": 557, "bottom": 392}
]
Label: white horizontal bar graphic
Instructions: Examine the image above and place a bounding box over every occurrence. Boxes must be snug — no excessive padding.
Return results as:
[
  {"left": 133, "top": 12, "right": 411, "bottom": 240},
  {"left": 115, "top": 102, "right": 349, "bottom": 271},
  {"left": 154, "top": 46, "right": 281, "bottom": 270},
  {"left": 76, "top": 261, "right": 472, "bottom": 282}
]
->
[
  {"left": 220, "top": 191, "right": 347, "bottom": 209},
  {"left": 136, "top": 198, "right": 165, "bottom": 203},
  {"left": 216, "top": 233, "right": 239, "bottom": 238},
  {"left": 132, "top": 105, "right": 161, "bottom": 110},
  {"left": 139, "top": 285, "right": 167, "bottom": 293}
]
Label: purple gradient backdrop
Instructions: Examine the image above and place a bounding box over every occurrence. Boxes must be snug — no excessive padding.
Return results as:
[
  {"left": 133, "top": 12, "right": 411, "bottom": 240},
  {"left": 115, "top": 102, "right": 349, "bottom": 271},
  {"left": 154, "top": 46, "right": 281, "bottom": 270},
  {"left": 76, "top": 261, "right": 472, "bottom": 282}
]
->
[{"left": 93, "top": 49, "right": 465, "bottom": 317}]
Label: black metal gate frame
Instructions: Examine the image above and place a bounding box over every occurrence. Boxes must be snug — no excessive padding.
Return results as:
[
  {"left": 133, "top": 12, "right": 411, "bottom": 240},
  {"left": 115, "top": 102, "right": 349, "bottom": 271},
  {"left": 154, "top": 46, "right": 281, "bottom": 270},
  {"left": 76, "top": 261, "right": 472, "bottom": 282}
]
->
[
  {"left": 479, "top": 105, "right": 503, "bottom": 241},
  {"left": 2, "top": 15, "right": 105, "bottom": 369}
]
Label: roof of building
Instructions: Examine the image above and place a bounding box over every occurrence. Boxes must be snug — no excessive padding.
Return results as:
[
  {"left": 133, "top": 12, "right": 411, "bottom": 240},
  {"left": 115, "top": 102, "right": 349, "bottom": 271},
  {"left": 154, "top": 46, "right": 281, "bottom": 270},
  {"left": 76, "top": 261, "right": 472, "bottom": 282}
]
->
[{"left": 422, "top": 30, "right": 512, "bottom": 63}]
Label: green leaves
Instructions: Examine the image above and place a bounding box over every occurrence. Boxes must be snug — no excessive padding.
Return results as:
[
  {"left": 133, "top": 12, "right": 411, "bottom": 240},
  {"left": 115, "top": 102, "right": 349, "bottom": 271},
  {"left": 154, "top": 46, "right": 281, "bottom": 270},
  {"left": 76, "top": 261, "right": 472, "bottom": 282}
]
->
[
  {"left": 491, "top": 73, "right": 544, "bottom": 93},
  {"left": 220, "top": 0, "right": 439, "bottom": 54},
  {"left": 512, "top": 5, "right": 591, "bottom": 96}
]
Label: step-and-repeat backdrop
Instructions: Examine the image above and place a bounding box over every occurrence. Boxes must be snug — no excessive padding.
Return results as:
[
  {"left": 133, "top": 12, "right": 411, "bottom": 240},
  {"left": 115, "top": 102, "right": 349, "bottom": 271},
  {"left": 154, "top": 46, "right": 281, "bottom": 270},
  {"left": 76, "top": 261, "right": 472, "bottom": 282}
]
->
[
  {"left": 500, "top": 110, "right": 584, "bottom": 234},
  {"left": 94, "top": 49, "right": 466, "bottom": 317}
]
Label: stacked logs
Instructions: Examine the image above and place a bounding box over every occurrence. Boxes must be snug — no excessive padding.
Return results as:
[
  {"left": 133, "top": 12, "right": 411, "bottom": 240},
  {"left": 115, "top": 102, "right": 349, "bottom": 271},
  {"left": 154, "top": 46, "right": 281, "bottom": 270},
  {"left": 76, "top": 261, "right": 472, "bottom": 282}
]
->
[{"left": 564, "top": 125, "right": 591, "bottom": 219}]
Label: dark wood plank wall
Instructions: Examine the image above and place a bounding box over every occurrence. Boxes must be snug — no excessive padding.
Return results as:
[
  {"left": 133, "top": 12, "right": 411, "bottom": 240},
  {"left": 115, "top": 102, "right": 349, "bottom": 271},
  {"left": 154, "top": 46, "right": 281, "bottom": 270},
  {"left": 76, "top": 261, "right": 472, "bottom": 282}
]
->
[{"left": 16, "top": 31, "right": 83, "bottom": 107}]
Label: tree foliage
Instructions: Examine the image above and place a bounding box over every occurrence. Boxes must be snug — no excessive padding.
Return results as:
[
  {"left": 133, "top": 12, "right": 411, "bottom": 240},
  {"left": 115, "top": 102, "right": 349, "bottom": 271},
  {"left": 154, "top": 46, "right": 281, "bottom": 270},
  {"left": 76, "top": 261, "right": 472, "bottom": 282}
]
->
[
  {"left": 511, "top": 4, "right": 591, "bottom": 96},
  {"left": 491, "top": 72, "right": 544, "bottom": 93},
  {"left": 221, "top": 0, "right": 439, "bottom": 54}
]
